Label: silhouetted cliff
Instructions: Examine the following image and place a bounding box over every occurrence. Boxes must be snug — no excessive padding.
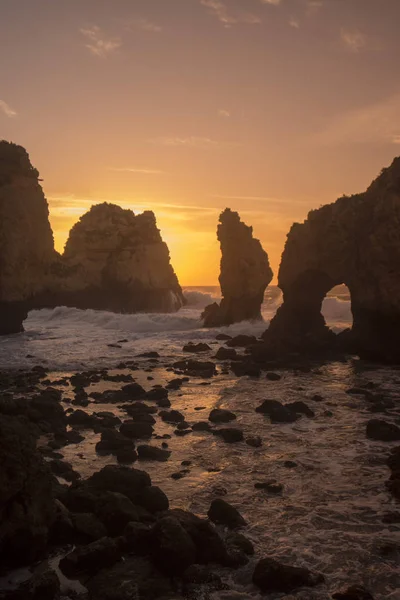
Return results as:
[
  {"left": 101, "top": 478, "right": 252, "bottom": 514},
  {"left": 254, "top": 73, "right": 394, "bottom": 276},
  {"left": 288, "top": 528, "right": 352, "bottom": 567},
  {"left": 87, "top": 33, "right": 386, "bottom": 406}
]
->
[
  {"left": 203, "top": 208, "right": 272, "bottom": 326},
  {"left": 0, "top": 142, "right": 184, "bottom": 334},
  {"left": 264, "top": 157, "right": 400, "bottom": 362}
]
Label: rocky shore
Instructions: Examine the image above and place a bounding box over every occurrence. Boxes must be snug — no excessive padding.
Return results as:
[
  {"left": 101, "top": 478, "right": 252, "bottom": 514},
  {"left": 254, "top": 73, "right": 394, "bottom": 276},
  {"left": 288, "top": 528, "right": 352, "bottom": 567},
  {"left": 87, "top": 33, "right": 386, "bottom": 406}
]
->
[{"left": 0, "top": 336, "right": 399, "bottom": 600}]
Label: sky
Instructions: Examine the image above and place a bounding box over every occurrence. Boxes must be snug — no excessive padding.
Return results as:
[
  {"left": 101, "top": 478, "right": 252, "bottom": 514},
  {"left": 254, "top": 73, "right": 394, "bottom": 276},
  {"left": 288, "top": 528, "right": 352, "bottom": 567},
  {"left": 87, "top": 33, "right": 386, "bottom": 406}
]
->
[{"left": 1, "top": 0, "right": 400, "bottom": 285}]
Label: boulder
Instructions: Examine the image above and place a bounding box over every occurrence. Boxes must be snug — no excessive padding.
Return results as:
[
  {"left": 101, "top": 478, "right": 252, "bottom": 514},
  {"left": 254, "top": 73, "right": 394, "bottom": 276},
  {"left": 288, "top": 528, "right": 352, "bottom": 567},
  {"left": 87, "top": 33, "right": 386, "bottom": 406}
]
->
[
  {"left": 209, "top": 409, "right": 237, "bottom": 423},
  {"left": 252, "top": 557, "right": 324, "bottom": 593},
  {"left": 216, "top": 428, "right": 244, "bottom": 443},
  {"left": 86, "top": 465, "right": 151, "bottom": 503},
  {"left": 202, "top": 209, "right": 272, "bottom": 326},
  {"left": 137, "top": 445, "right": 171, "bottom": 462},
  {"left": 119, "top": 421, "right": 154, "bottom": 439},
  {"left": 207, "top": 499, "right": 246, "bottom": 529},
  {"left": 183, "top": 343, "right": 211, "bottom": 353},
  {"left": 151, "top": 516, "right": 197, "bottom": 575},
  {"left": 59, "top": 537, "right": 121, "bottom": 578},
  {"left": 366, "top": 419, "right": 400, "bottom": 441},
  {"left": 0, "top": 417, "right": 55, "bottom": 566},
  {"left": 255, "top": 399, "right": 300, "bottom": 423},
  {"left": 332, "top": 585, "right": 375, "bottom": 600},
  {"left": 215, "top": 347, "right": 238, "bottom": 360}
]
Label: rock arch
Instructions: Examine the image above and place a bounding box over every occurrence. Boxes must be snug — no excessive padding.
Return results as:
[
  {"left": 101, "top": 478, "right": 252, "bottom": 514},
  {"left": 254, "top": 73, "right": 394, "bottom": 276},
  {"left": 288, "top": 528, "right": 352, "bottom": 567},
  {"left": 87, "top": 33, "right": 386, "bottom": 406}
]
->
[{"left": 263, "top": 157, "right": 400, "bottom": 362}]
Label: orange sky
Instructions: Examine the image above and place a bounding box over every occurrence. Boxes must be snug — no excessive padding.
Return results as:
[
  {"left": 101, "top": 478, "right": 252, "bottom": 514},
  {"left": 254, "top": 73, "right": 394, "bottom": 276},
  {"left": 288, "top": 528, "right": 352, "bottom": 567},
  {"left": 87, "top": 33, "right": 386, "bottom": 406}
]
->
[{"left": 1, "top": 0, "right": 400, "bottom": 284}]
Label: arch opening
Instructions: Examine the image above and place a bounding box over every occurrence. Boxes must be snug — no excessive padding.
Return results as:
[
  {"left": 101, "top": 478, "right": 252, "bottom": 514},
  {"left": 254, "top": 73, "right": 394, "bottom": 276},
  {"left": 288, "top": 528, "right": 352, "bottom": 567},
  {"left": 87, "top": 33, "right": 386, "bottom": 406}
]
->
[{"left": 321, "top": 284, "right": 353, "bottom": 332}]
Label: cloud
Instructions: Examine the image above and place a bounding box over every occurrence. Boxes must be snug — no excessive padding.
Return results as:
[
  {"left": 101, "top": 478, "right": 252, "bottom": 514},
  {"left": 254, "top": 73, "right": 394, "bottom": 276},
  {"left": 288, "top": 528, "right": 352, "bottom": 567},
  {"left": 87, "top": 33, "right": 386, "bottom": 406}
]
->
[
  {"left": 200, "top": 0, "right": 261, "bottom": 28},
  {"left": 289, "top": 17, "right": 300, "bottom": 28},
  {"left": 218, "top": 109, "right": 230, "bottom": 118},
  {"left": 108, "top": 167, "right": 166, "bottom": 175},
  {"left": 0, "top": 100, "right": 17, "bottom": 118},
  {"left": 260, "top": 0, "right": 282, "bottom": 5},
  {"left": 149, "top": 136, "right": 239, "bottom": 149},
  {"left": 313, "top": 93, "right": 400, "bottom": 146},
  {"left": 80, "top": 26, "right": 121, "bottom": 57},
  {"left": 124, "top": 18, "right": 162, "bottom": 33},
  {"left": 340, "top": 29, "right": 367, "bottom": 52}
]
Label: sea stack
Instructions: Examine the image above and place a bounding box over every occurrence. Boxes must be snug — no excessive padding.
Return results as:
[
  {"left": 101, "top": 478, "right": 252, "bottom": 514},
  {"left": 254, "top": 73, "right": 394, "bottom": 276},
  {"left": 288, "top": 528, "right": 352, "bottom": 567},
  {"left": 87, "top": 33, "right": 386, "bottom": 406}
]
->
[
  {"left": 264, "top": 157, "right": 400, "bottom": 362},
  {"left": 0, "top": 141, "right": 55, "bottom": 334},
  {"left": 202, "top": 208, "right": 273, "bottom": 327},
  {"left": 43, "top": 203, "right": 185, "bottom": 313}
]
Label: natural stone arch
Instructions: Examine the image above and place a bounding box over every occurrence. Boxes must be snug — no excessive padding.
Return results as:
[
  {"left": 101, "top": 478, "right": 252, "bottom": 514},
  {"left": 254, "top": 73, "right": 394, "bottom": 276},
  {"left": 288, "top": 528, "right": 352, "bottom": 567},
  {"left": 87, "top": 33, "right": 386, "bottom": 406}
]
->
[{"left": 263, "top": 158, "right": 400, "bottom": 362}]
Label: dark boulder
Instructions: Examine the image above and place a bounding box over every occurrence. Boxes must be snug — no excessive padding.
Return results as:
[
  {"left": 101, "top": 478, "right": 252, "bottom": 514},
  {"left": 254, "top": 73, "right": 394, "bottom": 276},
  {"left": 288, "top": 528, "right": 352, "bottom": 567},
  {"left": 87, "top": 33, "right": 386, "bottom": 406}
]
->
[
  {"left": 209, "top": 409, "right": 237, "bottom": 423},
  {"left": 332, "top": 585, "right": 375, "bottom": 600},
  {"left": 215, "top": 347, "right": 238, "bottom": 360},
  {"left": 207, "top": 499, "right": 246, "bottom": 529},
  {"left": 252, "top": 557, "right": 324, "bottom": 593},
  {"left": 59, "top": 537, "right": 121, "bottom": 578},
  {"left": 183, "top": 343, "right": 211, "bottom": 353},
  {"left": 256, "top": 399, "right": 300, "bottom": 423},
  {"left": 151, "top": 516, "right": 197, "bottom": 575},
  {"left": 119, "top": 421, "right": 154, "bottom": 439},
  {"left": 366, "top": 419, "right": 400, "bottom": 441},
  {"left": 137, "top": 445, "right": 171, "bottom": 462},
  {"left": 216, "top": 428, "right": 244, "bottom": 443}
]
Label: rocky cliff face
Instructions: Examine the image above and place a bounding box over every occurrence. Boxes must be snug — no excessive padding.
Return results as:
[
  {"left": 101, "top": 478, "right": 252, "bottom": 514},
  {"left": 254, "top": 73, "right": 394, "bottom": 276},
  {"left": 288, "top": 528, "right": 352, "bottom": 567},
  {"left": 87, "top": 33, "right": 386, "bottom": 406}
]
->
[
  {"left": 41, "top": 203, "right": 184, "bottom": 313},
  {"left": 264, "top": 157, "right": 400, "bottom": 362},
  {"left": 0, "top": 142, "right": 184, "bottom": 334},
  {"left": 203, "top": 209, "right": 273, "bottom": 327},
  {"left": 0, "top": 141, "right": 55, "bottom": 333}
]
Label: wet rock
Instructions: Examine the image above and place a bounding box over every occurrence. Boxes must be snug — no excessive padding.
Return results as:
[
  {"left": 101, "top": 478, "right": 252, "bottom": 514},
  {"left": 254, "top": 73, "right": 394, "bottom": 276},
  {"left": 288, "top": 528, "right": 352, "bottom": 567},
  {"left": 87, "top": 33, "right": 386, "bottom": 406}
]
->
[
  {"left": 207, "top": 499, "right": 246, "bottom": 529},
  {"left": 173, "top": 359, "right": 216, "bottom": 378},
  {"left": 59, "top": 536, "right": 121, "bottom": 578},
  {"left": 215, "top": 347, "right": 238, "bottom": 360},
  {"left": 245, "top": 435, "right": 262, "bottom": 448},
  {"left": 168, "top": 509, "right": 229, "bottom": 565},
  {"left": 209, "top": 408, "right": 237, "bottom": 423},
  {"left": 121, "top": 521, "right": 154, "bottom": 555},
  {"left": 86, "top": 556, "right": 173, "bottom": 600},
  {"left": 121, "top": 382, "right": 147, "bottom": 400},
  {"left": 94, "top": 491, "right": 143, "bottom": 536},
  {"left": 116, "top": 448, "right": 138, "bottom": 464},
  {"left": 151, "top": 516, "right": 196, "bottom": 575},
  {"left": 72, "top": 512, "right": 107, "bottom": 543},
  {"left": 255, "top": 399, "right": 300, "bottom": 423},
  {"left": 216, "top": 333, "right": 232, "bottom": 341},
  {"left": 286, "top": 401, "right": 315, "bottom": 418},
  {"left": 252, "top": 557, "right": 324, "bottom": 593},
  {"left": 226, "top": 335, "right": 257, "bottom": 348},
  {"left": 138, "top": 351, "right": 160, "bottom": 358},
  {"left": 17, "top": 562, "right": 60, "bottom": 600},
  {"left": 216, "top": 428, "right": 244, "bottom": 443},
  {"left": 254, "top": 481, "right": 283, "bottom": 494},
  {"left": 182, "top": 564, "right": 226, "bottom": 593},
  {"left": 146, "top": 387, "right": 169, "bottom": 402},
  {"left": 166, "top": 378, "right": 186, "bottom": 390},
  {"left": 49, "top": 459, "right": 81, "bottom": 482},
  {"left": 68, "top": 409, "right": 96, "bottom": 428},
  {"left": 332, "top": 585, "right": 375, "bottom": 600},
  {"left": 119, "top": 421, "right": 154, "bottom": 439},
  {"left": 266, "top": 372, "right": 281, "bottom": 381},
  {"left": 123, "top": 402, "right": 158, "bottom": 417},
  {"left": 139, "top": 486, "right": 169, "bottom": 513},
  {"left": 87, "top": 465, "right": 151, "bottom": 503},
  {"left": 366, "top": 419, "right": 400, "bottom": 441},
  {"left": 183, "top": 342, "right": 211, "bottom": 353},
  {"left": 137, "top": 445, "right": 171, "bottom": 462},
  {"left": 382, "top": 511, "right": 400, "bottom": 524},
  {"left": 159, "top": 409, "right": 185, "bottom": 424},
  {"left": 192, "top": 421, "right": 212, "bottom": 432},
  {"left": 96, "top": 429, "right": 135, "bottom": 456},
  {"left": 284, "top": 460, "right": 297, "bottom": 468},
  {"left": 230, "top": 361, "right": 261, "bottom": 377},
  {"left": 95, "top": 411, "right": 122, "bottom": 428},
  {"left": 0, "top": 416, "right": 55, "bottom": 566},
  {"left": 226, "top": 532, "right": 254, "bottom": 556}
]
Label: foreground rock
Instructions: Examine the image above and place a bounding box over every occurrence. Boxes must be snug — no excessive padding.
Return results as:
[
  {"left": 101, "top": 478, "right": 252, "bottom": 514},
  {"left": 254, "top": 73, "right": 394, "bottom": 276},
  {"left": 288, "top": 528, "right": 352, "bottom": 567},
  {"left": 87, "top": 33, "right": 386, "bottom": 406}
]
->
[
  {"left": 366, "top": 419, "right": 400, "bottom": 441},
  {"left": 208, "top": 499, "right": 246, "bottom": 529},
  {"left": 202, "top": 208, "right": 272, "bottom": 327},
  {"left": 252, "top": 557, "right": 324, "bottom": 593},
  {"left": 0, "top": 416, "right": 55, "bottom": 565},
  {"left": 262, "top": 157, "right": 400, "bottom": 362}
]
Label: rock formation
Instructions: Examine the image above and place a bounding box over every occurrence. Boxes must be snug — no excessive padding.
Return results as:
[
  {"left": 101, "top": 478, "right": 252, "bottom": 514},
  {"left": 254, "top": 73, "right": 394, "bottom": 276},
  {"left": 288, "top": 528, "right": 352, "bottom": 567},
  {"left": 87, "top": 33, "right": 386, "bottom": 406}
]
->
[
  {"left": 40, "top": 203, "right": 184, "bottom": 313},
  {"left": 0, "top": 416, "right": 55, "bottom": 565},
  {"left": 0, "top": 141, "right": 184, "bottom": 333},
  {"left": 0, "top": 141, "right": 55, "bottom": 334},
  {"left": 202, "top": 209, "right": 272, "bottom": 327},
  {"left": 263, "top": 157, "right": 400, "bottom": 362}
]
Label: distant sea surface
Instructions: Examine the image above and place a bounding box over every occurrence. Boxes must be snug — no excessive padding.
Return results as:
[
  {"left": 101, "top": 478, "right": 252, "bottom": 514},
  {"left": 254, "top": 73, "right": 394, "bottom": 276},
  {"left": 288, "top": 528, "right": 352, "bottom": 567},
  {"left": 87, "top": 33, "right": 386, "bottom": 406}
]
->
[{"left": 0, "top": 285, "right": 352, "bottom": 370}]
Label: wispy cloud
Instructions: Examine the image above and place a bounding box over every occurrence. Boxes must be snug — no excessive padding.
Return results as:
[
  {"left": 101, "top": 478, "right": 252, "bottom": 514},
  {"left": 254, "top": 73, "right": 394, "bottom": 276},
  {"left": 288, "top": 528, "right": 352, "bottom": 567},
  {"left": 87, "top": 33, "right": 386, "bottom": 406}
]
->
[
  {"left": 149, "top": 136, "right": 239, "bottom": 149},
  {"left": 313, "top": 93, "right": 400, "bottom": 146},
  {"left": 218, "top": 109, "right": 230, "bottom": 118},
  {"left": 124, "top": 18, "right": 162, "bottom": 33},
  {"left": 200, "top": 0, "right": 261, "bottom": 28},
  {"left": 260, "top": 0, "right": 282, "bottom": 5},
  {"left": 108, "top": 167, "right": 166, "bottom": 175},
  {"left": 341, "top": 28, "right": 367, "bottom": 52},
  {"left": 0, "top": 100, "right": 17, "bottom": 118},
  {"left": 80, "top": 26, "right": 121, "bottom": 57},
  {"left": 289, "top": 17, "right": 300, "bottom": 28}
]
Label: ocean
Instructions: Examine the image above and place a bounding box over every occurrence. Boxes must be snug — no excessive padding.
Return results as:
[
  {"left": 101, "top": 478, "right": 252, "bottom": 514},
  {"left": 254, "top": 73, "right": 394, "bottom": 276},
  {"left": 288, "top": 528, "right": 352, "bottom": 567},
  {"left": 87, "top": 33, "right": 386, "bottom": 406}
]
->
[{"left": 0, "top": 285, "right": 352, "bottom": 370}]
